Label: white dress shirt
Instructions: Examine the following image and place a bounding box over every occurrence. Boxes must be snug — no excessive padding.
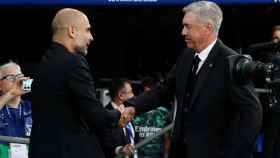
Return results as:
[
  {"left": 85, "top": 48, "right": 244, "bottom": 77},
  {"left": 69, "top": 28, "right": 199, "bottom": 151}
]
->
[{"left": 195, "top": 38, "right": 217, "bottom": 73}]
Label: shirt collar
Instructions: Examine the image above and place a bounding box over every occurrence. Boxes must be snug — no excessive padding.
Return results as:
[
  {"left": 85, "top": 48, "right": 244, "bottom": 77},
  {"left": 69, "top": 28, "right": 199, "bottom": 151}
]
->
[
  {"left": 195, "top": 38, "right": 217, "bottom": 61},
  {"left": 111, "top": 101, "right": 125, "bottom": 113}
]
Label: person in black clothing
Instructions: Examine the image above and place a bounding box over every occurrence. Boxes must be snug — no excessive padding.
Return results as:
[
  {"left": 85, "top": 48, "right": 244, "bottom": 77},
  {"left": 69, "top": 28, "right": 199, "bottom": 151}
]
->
[
  {"left": 29, "top": 8, "right": 130, "bottom": 158},
  {"left": 98, "top": 78, "right": 136, "bottom": 158},
  {"left": 263, "top": 25, "right": 280, "bottom": 158},
  {"left": 124, "top": 1, "right": 262, "bottom": 158}
]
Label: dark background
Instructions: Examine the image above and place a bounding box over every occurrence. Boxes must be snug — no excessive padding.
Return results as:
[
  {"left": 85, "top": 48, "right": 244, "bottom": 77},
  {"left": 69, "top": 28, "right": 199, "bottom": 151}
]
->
[{"left": 0, "top": 4, "right": 279, "bottom": 80}]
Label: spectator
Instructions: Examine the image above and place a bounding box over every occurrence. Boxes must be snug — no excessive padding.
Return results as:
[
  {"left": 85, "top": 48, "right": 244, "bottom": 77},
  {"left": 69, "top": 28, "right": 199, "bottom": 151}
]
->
[
  {"left": 0, "top": 61, "right": 32, "bottom": 140},
  {"left": 133, "top": 76, "right": 172, "bottom": 158},
  {"left": 99, "top": 78, "right": 137, "bottom": 158}
]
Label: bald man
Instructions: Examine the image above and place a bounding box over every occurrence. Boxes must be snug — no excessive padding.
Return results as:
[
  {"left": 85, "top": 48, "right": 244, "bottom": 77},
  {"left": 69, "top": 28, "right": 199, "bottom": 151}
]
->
[
  {"left": 29, "top": 8, "right": 122, "bottom": 158},
  {"left": 51, "top": 8, "right": 92, "bottom": 56}
]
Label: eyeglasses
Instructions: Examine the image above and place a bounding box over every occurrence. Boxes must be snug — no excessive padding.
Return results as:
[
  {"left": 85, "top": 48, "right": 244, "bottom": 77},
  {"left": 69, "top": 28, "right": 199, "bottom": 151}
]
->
[{"left": 0, "top": 74, "right": 23, "bottom": 82}]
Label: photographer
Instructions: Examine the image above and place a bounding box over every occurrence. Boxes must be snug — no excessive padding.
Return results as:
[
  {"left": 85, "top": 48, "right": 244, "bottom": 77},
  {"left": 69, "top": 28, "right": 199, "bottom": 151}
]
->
[
  {"left": 263, "top": 25, "right": 280, "bottom": 158},
  {"left": 228, "top": 25, "right": 280, "bottom": 158},
  {"left": 0, "top": 61, "right": 32, "bottom": 141}
]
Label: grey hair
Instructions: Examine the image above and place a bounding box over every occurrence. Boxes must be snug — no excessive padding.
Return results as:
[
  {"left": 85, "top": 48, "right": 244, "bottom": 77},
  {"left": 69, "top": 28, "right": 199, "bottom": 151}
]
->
[
  {"left": 0, "top": 61, "right": 22, "bottom": 78},
  {"left": 183, "top": 1, "right": 223, "bottom": 36}
]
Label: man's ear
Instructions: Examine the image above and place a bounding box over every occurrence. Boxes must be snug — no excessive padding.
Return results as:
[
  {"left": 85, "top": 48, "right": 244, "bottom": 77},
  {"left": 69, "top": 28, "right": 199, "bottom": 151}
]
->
[
  {"left": 206, "top": 23, "right": 214, "bottom": 34},
  {"left": 118, "top": 92, "right": 124, "bottom": 100},
  {"left": 67, "top": 25, "right": 76, "bottom": 39}
]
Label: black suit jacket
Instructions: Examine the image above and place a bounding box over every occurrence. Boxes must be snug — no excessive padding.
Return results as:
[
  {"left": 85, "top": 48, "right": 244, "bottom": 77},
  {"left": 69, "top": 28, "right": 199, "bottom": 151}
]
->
[
  {"left": 127, "top": 40, "right": 262, "bottom": 158},
  {"left": 29, "top": 42, "right": 120, "bottom": 158},
  {"left": 98, "top": 102, "right": 131, "bottom": 158}
]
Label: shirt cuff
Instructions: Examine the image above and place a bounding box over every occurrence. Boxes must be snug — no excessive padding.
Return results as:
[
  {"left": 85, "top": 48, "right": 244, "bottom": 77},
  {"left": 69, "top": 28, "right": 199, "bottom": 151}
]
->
[{"left": 115, "top": 146, "right": 123, "bottom": 155}]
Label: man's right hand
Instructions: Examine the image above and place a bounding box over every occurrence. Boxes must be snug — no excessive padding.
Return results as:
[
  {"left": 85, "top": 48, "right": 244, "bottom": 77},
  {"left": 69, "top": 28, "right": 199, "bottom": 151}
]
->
[{"left": 0, "top": 77, "right": 31, "bottom": 109}]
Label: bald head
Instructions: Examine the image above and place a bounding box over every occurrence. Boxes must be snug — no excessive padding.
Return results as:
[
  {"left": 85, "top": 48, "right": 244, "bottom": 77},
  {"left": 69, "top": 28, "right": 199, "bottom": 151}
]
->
[
  {"left": 51, "top": 8, "right": 94, "bottom": 55},
  {"left": 52, "top": 8, "right": 87, "bottom": 35}
]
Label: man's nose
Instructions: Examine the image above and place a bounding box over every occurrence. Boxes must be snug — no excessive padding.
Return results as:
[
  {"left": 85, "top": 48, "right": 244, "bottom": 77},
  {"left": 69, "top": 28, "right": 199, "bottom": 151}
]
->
[
  {"left": 90, "top": 33, "right": 94, "bottom": 42},
  {"left": 181, "top": 27, "right": 187, "bottom": 36}
]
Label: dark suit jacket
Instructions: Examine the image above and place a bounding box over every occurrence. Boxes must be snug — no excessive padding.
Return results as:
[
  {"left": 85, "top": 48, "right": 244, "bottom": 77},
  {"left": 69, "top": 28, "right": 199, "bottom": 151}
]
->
[
  {"left": 98, "top": 102, "right": 131, "bottom": 158},
  {"left": 127, "top": 40, "right": 262, "bottom": 158},
  {"left": 29, "top": 42, "right": 120, "bottom": 158}
]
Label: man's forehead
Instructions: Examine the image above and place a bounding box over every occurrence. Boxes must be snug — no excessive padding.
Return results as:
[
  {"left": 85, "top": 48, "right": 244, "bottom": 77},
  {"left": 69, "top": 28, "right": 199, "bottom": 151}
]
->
[{"left": 183, "top": 13, "right": 197, "bottom": 23}]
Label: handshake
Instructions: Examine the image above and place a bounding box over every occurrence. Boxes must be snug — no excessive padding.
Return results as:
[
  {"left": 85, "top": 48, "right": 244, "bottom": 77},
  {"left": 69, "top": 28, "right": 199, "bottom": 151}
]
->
[{"left": 118, "top": 107, "right": 135, "bottom": 128}]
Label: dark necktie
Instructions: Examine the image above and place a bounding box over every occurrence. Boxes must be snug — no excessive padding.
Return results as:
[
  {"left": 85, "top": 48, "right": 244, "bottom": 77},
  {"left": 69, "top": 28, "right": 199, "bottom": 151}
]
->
[
  {"left": 185, "top": 55, "right": 201, "bottom": 108},
  {"left": 190, "top": 55, "right": 200, "bottom": 85}
]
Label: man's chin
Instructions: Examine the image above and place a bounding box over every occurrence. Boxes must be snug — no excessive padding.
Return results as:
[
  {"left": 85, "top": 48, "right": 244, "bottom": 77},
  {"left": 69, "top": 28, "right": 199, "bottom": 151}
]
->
[{"left": 186, "top": 43, "right": 193, "bottom": 49}]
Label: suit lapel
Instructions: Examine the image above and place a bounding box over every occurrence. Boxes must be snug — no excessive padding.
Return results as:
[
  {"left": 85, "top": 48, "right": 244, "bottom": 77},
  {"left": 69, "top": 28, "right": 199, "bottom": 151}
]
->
[{"left": 189, "top": 40, "right": 221, "bottom": 108}]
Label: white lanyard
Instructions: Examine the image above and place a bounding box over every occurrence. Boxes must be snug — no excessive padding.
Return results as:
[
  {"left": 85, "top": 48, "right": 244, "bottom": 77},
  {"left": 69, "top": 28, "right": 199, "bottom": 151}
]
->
[{"left": 5, "top": 103, "right": 22, "bottom": 119}]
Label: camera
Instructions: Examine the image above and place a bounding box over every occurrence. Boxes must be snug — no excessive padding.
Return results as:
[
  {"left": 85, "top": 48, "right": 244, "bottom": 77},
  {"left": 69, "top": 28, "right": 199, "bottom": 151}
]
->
[
  {"left": 228, "top": 54, "right": 280, "bottom": 108},
  {"left": 233, "top": 41, "right": 280, "bottom": 85},
  {"left": 228, "top": 54, "right": 273, "bottom": 85},
  {"left": 21, "top": 79, "right": 33, "bottom": 91}
]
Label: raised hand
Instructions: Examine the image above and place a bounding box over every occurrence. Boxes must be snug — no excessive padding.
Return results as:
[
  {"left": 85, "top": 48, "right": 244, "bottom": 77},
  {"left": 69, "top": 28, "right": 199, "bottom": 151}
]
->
[{"left": 9, "top": 76, "right": 32, "bottom": 96}]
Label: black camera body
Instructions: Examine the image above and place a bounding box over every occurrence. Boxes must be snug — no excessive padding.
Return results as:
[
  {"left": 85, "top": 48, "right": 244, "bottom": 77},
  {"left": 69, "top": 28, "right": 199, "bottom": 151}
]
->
[
  {"left": 228, "top": 54, "right": 280, "bottom": 108},
  {"left": 228, "top": 54, "right": 277, "bottom": 85}
]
